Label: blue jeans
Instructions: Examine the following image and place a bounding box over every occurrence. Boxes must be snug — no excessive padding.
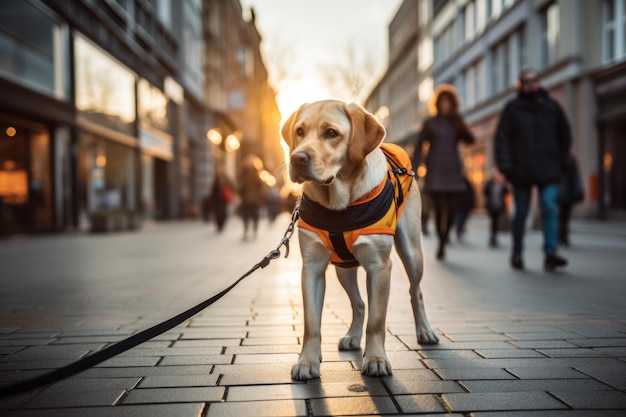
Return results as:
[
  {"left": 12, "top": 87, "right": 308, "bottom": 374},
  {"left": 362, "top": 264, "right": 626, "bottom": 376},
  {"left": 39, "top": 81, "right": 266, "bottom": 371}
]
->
[{"left": 512, "top": 183, "right": 559, "bottom": 256}]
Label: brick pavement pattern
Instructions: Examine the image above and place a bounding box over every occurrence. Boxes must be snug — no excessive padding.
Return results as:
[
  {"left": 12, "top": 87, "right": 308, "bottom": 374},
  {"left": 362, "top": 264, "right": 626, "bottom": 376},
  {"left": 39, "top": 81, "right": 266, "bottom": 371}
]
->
[{"left": 1, "top": 214, "right": 625, "bottom": 416}]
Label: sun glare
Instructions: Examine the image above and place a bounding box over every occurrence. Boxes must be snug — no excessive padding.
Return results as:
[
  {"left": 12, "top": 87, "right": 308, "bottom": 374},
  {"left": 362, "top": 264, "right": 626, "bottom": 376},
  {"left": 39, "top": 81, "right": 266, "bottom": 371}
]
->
[{"left": 277, "top": 77, "right": 334, "bottom": 125}]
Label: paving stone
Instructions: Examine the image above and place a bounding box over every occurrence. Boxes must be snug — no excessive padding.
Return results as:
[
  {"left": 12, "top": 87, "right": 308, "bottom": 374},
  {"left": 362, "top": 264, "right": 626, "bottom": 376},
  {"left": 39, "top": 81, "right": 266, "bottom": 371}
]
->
[
  {"left": 460, "top": 378, "right": 614, "bottom": 393},
  {"left": 225, "top": 344, "right": 301, "bottom": 354},
  {"left": 506, "top": 332, "right": 584, "bottom": 341},
  {"left": 473, "top": 411, "right": 626, "bottom": 417},
  {"left": 538, "top": 348, "right": 610, "bottom": 358},
  {"left": 443, "top": 391, "right": 567, "bottom": 412},
  {"left": 117, "top": 347, "right": 222, "bottom": 357},
  {"left": 227, "top": 380, "right": 387, "bottom": 401},
  {"left": 240, "top": 336, "right": 299, "bottom": 346},
  {"left": 385, "top": 377, "right": 465, "bottom": 395},
  {"left": 78, "top": 365, "right": 215, "bottom": 378},
  {"left": 433, "top": 367, "right": 516, "bottom": 380},
  {"left": 568, "top": 338, "right": 626, "bottom": 348},
  {"left": 475, "top": 349, "right": 547, "bottom": 359},
  {"left": 96, "top": 357, "right": 160, "bottom": 367},
  {"left": 3, "top": 345, "right": 104, "bottom": 361},
  {"left": 2, "top": 403, "right": 205, "bottom": 417},
  {"left": 419, "top": 349, "right": 483, "bottom": 359},
  {"left": 159, "top": 354, "right": 233, "bottom": 365},
  {"left": 394, "top": 394, "right": 447, "bottom": 413},
  {"left": 41, "top": 377, "right": 141, "bottom": 393},
  {"left": 509, "top": 340, "right": 580, "bottom": 349},
  {"left": 137, "top": 374, "right": 218, "bottom": 388},
  {"left": 575, "top": 365, "right": 626, "bottom": 389},
  {"left": 122, "top": 386, "right": 225, "bottom": 404},
  {"left": 506, "top": 367, "right": 590, "bottom": 379},
  {"left": 551, "top": 390, "right": 626, "bottom": 409},
  {"left": 309, "top": 395, "right": 398, "bottom": 415},
  {"left": 0, "top": 339, "right": 56, "bottom": 347},
  {"left": 21, "top": 389, "right": 124, "bottom": 408},
  {"left": 206, "top": 399, "right": 307, "bottom": 417},
  {"left": 170, "top": 339, "right": 243, "bottom": 347},
  {"left": 233, "top": 353, "right": 298, "bottom": 364}
]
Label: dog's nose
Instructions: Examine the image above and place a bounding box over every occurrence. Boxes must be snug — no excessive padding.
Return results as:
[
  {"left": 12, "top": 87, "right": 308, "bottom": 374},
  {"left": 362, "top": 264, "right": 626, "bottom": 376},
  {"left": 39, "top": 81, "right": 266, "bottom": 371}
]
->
[{"left": 290, "top": 151, "right": 311, "bottom": 166}]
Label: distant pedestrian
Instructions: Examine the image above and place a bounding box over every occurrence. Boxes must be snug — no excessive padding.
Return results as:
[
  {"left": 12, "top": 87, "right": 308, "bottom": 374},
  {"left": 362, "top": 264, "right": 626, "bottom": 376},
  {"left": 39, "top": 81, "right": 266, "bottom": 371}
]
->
[
  {"left": 412, "top": 84, "right": 475, "bottom": 260},
  {"left": 483, "top": 169, "right": 510, "bottom": 248},
  {"left": 238, "top": 154, "right": 267, "bottom": 240},
  {"left": 208, "top": 166, "right": 234, "bottom": 232},
  {"left": 558, "top": 155, "right": 584, "bottom": 246},
  {"left": 495, "top": 68, "right": 572, "bottom": 271},
  {"left": 454, "top": 176, "right": 475, "bottom": 242}
]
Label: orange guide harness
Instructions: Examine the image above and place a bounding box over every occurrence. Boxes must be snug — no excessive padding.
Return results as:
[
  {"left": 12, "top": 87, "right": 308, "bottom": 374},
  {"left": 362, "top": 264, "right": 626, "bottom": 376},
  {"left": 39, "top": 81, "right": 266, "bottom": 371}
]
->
[{"left": 298, "top": 143, "right": 415, "bottom": 268}]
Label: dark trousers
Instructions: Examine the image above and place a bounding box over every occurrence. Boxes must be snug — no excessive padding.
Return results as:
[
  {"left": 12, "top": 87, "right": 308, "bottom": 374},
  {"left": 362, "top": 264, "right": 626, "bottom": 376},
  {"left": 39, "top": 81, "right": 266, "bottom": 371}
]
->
[
  {"left": 488, "top": 210, "right": 503, "bottom": 240},
  {"left": 558, "top": 203, "right": 573, "bottom": 243},
  {"left": 430, "top": 192, "right": 458, "bottom": 248}
]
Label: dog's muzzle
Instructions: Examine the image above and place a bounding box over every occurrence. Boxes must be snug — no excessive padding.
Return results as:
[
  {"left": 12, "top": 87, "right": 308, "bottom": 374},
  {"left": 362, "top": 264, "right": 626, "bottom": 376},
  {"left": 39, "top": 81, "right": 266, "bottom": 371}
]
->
[{"left": 289, "top": 151, "right": 334, "bottom": 185}]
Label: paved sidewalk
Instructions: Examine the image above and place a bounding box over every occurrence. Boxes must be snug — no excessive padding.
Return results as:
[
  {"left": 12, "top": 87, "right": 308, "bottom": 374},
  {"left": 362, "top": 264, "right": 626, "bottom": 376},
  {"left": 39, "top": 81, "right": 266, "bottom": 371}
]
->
[{"left": 1, "top": 213, "right": 625, "bottom": 416}]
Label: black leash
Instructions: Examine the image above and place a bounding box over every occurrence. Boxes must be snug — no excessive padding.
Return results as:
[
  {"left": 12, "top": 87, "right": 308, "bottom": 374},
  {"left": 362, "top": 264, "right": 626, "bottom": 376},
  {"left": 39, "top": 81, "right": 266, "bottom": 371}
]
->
[{"left": 0, "top": 204, "right": 300, "bottom": 399}]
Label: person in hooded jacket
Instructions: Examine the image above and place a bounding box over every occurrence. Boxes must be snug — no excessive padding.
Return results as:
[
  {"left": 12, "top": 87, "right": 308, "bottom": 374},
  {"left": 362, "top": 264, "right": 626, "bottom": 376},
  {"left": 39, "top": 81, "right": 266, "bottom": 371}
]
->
[
  {"left": 412, "top": 85, "right": 475, "bottom": 260},
  {"left": 495, "top": 68, "right": 572, "bottom": 271}
]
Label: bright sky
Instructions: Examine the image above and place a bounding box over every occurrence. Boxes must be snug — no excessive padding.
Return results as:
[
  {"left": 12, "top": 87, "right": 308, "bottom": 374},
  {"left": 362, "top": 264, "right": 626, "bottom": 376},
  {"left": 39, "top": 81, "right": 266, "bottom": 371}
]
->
[{"left": 239, "top": 0, "right": 403, "bottom": 122}]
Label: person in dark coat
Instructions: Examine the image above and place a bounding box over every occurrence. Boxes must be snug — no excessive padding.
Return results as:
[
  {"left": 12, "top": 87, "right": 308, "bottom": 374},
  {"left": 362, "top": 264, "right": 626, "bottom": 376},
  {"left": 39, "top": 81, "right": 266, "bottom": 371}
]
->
[
  {"left": 483, "top": 169, "right": 509, "bottom": 248},
  {"left": 558, "top": 155, "right": 584, "bottom": 246},
  {"left": 454, "top": 176, "right": 475, "bottom": 242},
  {"left": 412, "top": 84, "right": 475, "bottom": 260},
  {"left": 208, "top": 166, "right": 233, "bottom": 233},
  {"left": 238, "top": 154, "right": 267, "bottom": 240},
  {"left": 495, "top": 68, "right": 572, "bottom": 271}
]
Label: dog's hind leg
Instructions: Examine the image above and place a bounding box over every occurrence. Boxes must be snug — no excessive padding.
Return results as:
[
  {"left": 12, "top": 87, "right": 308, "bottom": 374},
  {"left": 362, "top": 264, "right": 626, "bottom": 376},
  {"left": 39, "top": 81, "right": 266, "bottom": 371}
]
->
[
  {"left": 336, "top": 266, "right": 364, "bottom": 350},
  {"left": 395, "top": 191, "right": 440, "bottom": 345}
]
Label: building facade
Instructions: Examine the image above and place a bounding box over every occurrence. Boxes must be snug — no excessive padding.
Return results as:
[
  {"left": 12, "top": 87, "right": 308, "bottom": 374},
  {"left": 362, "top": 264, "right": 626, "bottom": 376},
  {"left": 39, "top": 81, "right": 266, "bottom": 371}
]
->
[
  {"left": 368, "top": 0, "right": 626, "bottom": 219},
  {"left": 0, "top": 0, "right": 281, "bottom": 236}
]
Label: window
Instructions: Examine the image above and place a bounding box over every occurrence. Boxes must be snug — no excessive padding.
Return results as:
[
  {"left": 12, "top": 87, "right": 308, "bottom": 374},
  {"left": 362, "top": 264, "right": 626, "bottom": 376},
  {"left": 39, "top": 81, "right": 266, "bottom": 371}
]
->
[
  {"left": 0, "top": 0, "right": 69, "bottom": 99},
  {"left": 540, "top": 2, "right": 560, "bottom": 68},
  {"left": 603, "top": 0, "right": 626, "bottom": 63},
  {"left": 419, "top": 37, "right": 433, "bottom": 71},
  {"left": 74, "top": 35, "right": 136, "bottom": 135},
  {"left": 236, "top": 45, "right": 253, "bottom": 78},
  {"left": 464, "top": 1, "right": 476, "bottom": 43},
  {"left": 464, "top": 65, "right": 476, "bottom": 108},
  {"left": 491, "top": 39, "right": 509, "bottom": 94}
]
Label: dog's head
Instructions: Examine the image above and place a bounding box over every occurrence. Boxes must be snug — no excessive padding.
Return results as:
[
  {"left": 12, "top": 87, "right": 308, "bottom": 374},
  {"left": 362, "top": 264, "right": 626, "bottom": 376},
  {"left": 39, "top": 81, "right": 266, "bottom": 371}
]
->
[{"left": 281, "top": 100, "right": 385, "bottom": 185}]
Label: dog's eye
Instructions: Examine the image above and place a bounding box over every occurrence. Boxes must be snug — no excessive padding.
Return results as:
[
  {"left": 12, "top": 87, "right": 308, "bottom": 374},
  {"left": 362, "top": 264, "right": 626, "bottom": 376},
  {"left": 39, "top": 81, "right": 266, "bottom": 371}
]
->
[
  {"left": 324, "top": 129, "right": 338, "bottom": 138},
  {"left": 296, "top": 127, "right": 304, "bottom": 137}
]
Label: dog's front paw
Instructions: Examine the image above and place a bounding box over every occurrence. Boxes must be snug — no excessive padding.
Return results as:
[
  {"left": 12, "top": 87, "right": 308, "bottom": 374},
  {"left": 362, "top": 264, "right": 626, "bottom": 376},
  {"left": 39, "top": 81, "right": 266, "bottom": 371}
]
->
[
  {"left": 338, "top": 335, "right": 361, "bottom": 351},
  {"left": 417, "top": 325, "right": 440, "bottom": 345},
  {"left": 361, "top": 355, "right": 392, "bottom": 376},
  {"left": 291, "top": 359, "right": 321, "bottom": 381}
]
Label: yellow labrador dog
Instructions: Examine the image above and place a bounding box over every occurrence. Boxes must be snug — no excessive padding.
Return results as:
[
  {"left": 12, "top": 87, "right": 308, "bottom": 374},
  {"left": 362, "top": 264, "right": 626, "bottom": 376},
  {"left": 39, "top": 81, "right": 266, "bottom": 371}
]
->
[{"left": 282, "top": 100, "right": 439, "bottom": 381}]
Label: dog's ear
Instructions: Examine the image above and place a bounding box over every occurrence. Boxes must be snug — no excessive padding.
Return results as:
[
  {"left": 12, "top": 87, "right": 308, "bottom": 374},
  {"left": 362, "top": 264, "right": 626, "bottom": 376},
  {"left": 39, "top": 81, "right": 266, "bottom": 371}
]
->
[
  {"left": 344, "top": 103, "right": 386, "bottom": 164},
  {"left": 280, "top": 111, "right": 297, "bottom": 151},
  {"left": 281, "top": 104, "right": 307, "bottom": 151}
]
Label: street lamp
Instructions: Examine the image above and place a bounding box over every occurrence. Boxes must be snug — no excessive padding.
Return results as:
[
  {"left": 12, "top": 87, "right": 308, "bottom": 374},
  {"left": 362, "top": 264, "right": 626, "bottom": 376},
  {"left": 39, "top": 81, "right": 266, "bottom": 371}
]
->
[
  {"left": 207, "top": 128, "right": 222, "bottom": 145},
  {"left": 225, "top": 134, "right": 240, "bottom": 152}
]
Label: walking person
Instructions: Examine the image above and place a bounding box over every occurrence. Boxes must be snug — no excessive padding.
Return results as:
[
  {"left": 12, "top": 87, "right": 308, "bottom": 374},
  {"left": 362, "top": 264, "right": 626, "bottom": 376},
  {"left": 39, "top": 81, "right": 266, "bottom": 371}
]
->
[
  {"left": 412, "top": 84, "right": 475, "bottom": 260},
  {"left": 454, "top": 175, "right": 475, "bottom": 242},
  {"left": 238, "top": 154, "right": 267, "bottom": 240},
  {"left": 483, "top": 169, "right": 510, "bottom": 248},
  {"left": 558, "top": 155, "right": 584, "bottom": 246},
  {"left": 208, "top": 166, "right": 233, "bottom": 233},
  {"left": 495, "top": 68, "right": 572, "bottom": 271}
]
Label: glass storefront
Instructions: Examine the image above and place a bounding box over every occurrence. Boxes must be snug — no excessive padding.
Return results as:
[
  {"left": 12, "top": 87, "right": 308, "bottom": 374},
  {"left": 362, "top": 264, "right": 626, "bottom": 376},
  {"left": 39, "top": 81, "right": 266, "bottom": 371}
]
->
[
  {"left": 0, "top": 0, "right": 69, "bottom": 99},
  {"left": 74, "top": 34, "right": 135, "bottom": 136},
  {"left": 0, "top": 115, "right": 52, "bottom": 234},
  {"left": 78, "top": 134, "right": 136, "bottom": 223}
]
